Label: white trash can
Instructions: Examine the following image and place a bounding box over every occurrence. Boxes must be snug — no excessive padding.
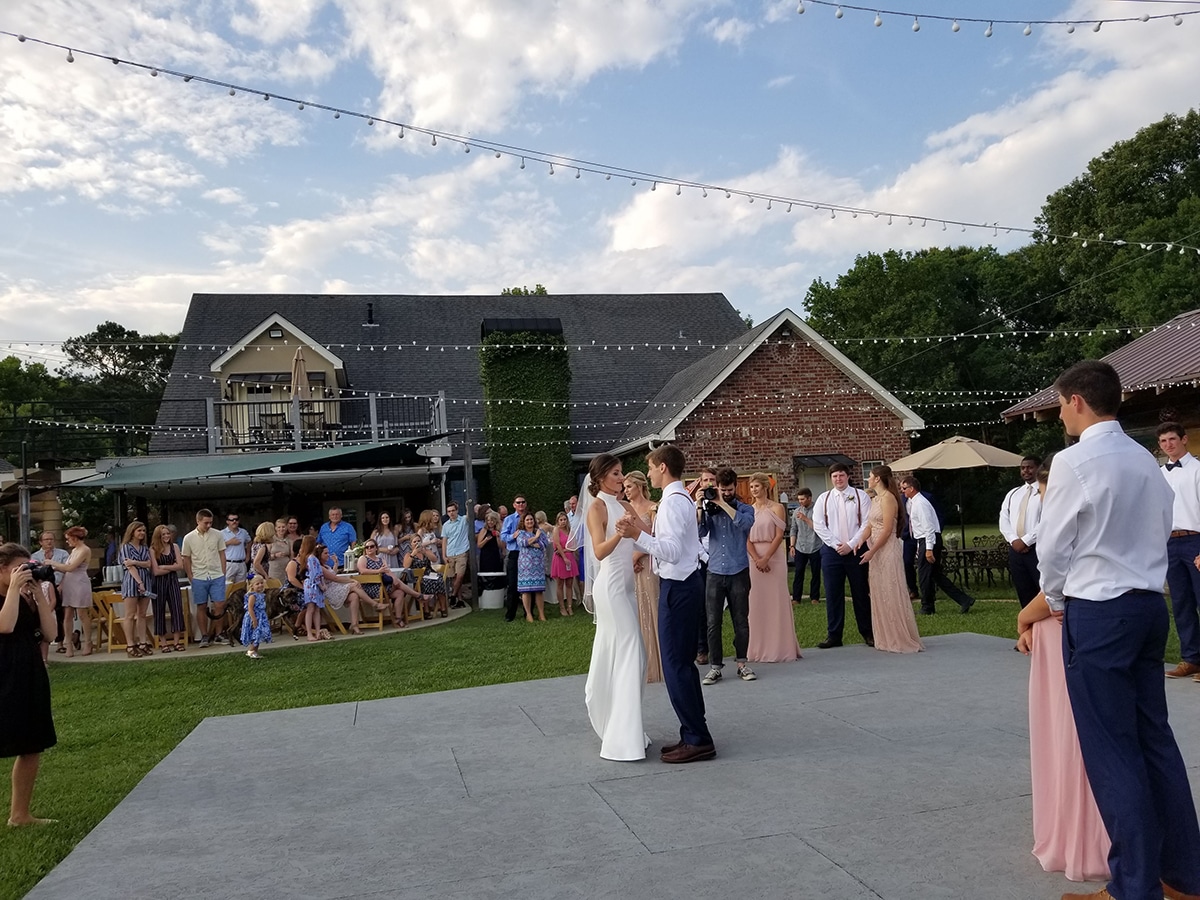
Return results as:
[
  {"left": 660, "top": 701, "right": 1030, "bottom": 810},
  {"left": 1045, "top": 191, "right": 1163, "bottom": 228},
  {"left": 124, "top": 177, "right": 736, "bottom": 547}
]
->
[{"left": 478, "top": 572, "right": 506, "bottom": 609}]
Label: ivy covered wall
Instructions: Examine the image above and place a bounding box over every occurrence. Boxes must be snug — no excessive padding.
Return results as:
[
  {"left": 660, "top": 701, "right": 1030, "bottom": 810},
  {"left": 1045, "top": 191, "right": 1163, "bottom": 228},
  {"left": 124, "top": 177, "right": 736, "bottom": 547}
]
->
[{"left": 479, "top": 331, "right": 574, "bottom": 513}]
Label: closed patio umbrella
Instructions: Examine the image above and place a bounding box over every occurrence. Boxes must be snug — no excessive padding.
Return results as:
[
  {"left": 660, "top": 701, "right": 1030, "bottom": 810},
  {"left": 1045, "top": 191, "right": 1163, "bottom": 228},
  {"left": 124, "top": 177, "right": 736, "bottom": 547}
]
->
[
  {"left": 888, "top": 435, "right": 1025, "bottom": 547},
  {"left": 289, "top": 348, "right": 310, "bottom": 400}
]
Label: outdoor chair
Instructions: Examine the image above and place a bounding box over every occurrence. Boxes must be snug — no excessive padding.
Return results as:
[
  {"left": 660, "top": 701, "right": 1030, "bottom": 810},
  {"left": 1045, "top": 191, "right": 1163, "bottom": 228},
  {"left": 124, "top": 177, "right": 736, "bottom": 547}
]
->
[
  {"left": 257, "top": 411, "right": 290, "bottom": 445},
  {"left": 96, "top": 591, "right": 132, "bottom": 654},
  {"left": 351, "top": 572, "right": 388, "bottom": 631}
]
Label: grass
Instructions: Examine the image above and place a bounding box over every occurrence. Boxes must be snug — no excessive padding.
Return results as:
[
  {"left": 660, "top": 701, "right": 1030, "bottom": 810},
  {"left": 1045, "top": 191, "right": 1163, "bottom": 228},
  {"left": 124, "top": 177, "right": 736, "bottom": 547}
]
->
[{"left": 0, "top": 574, "right": 1183, "bottom": 899}]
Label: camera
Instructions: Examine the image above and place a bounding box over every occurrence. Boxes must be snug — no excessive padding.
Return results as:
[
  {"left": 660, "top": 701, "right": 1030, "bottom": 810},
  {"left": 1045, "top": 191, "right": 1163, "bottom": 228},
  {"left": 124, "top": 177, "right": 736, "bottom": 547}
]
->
[
  {"left": 701, "top": 486, "right": 718, "bottom": 501},
  {"left": 701, "top": 485, "right": 721, "bottom": 516},
  {"left": 21, "top": 563, "right": 56, "bottom": 582}
]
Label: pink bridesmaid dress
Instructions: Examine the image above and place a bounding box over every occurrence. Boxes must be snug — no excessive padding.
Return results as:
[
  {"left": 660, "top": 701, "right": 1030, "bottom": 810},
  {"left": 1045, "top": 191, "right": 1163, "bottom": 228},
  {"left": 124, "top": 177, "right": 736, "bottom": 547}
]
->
[
  {"left": 1028, "top": 616, "right": 1111, "bottom": 882},
  {"left": 747, "top": 505, "right": 801, "bottom": 663}
]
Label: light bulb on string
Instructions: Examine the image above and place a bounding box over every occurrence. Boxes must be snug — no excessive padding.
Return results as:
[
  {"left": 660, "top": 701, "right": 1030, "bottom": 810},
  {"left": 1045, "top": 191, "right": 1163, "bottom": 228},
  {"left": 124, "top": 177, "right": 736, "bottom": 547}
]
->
[
  {"left": 520, "top": 157, "right": 525, "bottom": 169},
  {"left": 1092, "top": 21, "right": 1101, "bottom": 32},
  {"left": 1067, "top": 23, "right": 1075, "bottom": 33},
  {"left": 333, "top": 111, "right": 340, "bottom": 118},
  {"left": 676, "top": 184, "right": 681, "bottom": 195},
  {"left": 398, "top": 126, "right": 404, "bottom": 138},
  {"left": 1023, "top": 23, "right": 1032, "bottom": 36},
  {"left": 1175, "top": 15, "right": 1183, "bottom": 25},
  {"left": 651, "top": 181, "right": 657, "bottom": 191},
  {"left": 984, "top": 22, "right": 993, "bottom": 37},
  {"left": 874, "top": 12, "right": 882, "bottom": 27},
  {"left": 577, "top": 168, "right": 582, "bottom": 179},
  {"left": 835, "top": 6, "right": 843, "bottom": 18},
  {"left": 367, "top": 117, "right": 374, "bottom": 126},
  {"left": 548, "top": 162, "right": 554, "bottom": 174},
  {"left": 150, "top": 68, "right": 158, "bottom": 77},
  {"left": 796, "top": 0, "right": 804, "bottom": 12},
  {"left": 495, "top": 150, "right": 501, "bottom": 158},
  {"left": 951, "top": 19, "right": 959, "bottom": 32},
  {"left": 912, "top": 17, "right": 920, "bottom": 32},
  {"left": 431, "top": 134, "right": 437, "bottom": 146},
  {"left": 229, "top": 88, "right": 235, "bottom": 95},
  {"left": 464, "top": 143, "right": 470, "bottom": 152},
  {"left": 66, "top": 49, "right": 74, "bottom": 62}
]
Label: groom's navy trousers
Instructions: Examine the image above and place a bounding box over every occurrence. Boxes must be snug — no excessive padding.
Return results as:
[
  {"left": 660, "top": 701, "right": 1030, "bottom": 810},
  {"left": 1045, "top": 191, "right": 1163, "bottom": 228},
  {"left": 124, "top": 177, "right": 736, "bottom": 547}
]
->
[{"left": 659, "top": 569, "right": 712, "bottom": 747}]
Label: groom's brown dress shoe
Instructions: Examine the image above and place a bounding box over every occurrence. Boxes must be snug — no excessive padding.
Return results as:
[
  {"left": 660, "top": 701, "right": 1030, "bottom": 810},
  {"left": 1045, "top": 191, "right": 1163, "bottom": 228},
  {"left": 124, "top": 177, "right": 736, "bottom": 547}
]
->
[
  {"left": 660, "top": 740, "right": 684, "bottom": 755},
  {"left": 660, "top": 742, "right": 716, "bottom": 764},
  {"left": 1163, "top": 881, "right": 1200, "bottom": 900},
  {"left": 1060, "top": 889, "right": 1112, "bottom": 900}
]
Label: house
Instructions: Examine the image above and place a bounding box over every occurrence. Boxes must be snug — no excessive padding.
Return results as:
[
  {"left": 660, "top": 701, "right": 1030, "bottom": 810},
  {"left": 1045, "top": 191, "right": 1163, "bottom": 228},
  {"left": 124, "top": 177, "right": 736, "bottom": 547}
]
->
[
  {"left": 1002, "top": 307, "right": 1200, "bottom": 439},
  {"left": 72, "top": 293, "right": 921, "bottom": 530}
]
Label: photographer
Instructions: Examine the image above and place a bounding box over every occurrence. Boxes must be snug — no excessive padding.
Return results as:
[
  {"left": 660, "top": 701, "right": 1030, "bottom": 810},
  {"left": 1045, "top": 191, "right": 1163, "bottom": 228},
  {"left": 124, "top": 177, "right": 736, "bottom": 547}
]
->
[
  {"left": 0, "top": 543, "right": 59, "bottom": 827},
  {"left": 698, "top": 468, "right": 757, "bottom": 684}
]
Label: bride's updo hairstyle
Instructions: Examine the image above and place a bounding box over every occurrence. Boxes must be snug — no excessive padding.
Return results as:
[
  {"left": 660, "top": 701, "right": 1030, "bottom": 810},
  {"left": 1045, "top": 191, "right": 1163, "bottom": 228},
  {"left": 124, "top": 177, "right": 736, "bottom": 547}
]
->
[{"left": 588, "top": 453, "right": 622, "bottom": 496}]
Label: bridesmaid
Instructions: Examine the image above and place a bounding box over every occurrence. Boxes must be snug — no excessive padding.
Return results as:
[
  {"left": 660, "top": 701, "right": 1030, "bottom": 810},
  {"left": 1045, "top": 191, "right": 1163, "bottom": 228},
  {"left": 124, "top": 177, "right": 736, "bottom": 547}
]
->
[
  {"left": 1017, "top": 456, "right": 1110, "bottom": 883},
  {"left": 623, "top": 471, "right": 663, "bottom": 682},
  {"left": 860, "top": 466, "right": 923, "bottom": 653},
  {"left": 50, "top": 526, "right": 93, "bottom": 657},
  {"left": 746, "top": 473, "right": 801, "bottom": 663}
]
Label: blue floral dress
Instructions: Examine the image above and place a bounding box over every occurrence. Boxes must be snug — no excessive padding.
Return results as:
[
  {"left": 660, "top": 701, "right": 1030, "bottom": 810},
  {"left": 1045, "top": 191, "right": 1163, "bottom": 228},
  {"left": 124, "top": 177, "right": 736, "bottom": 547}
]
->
[
  {"left": 303, "top": 556, "right": 325, "bottom": 608},
  {"left": 516, "top": 529, "right": 549, "bottom": 592},
  {"left": 240, "top": 591, "right": 273, "bottom": 647}
]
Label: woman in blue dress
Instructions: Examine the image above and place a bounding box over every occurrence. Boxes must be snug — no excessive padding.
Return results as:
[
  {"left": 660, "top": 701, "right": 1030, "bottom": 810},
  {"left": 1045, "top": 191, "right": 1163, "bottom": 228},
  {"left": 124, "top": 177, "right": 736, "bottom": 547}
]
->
[
  {"left": 118, "top": 521, "right": 153, "bottom": 658},
  {"left": 516, "top": 512, "right": 549, "bottom": 622}
]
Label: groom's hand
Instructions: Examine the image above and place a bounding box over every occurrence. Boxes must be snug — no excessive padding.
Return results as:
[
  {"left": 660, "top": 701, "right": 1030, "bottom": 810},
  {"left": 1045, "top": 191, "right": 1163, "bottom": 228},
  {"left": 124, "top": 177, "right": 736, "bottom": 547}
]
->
[{"left": 615, "top": 515, "right": 641, "bottom": 538}]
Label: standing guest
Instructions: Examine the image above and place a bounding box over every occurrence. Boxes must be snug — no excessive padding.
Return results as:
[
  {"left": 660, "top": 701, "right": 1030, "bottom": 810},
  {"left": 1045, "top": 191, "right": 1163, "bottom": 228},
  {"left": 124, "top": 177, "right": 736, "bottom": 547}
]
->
[
  {"left": 220, "top": 513, "right": 251, "bottom": 585},
  {"left": 999, "top": 455, "right": 1043, "bottom": 609},
  {"left": 283, "top": 539, "right": 310, "bottom": 637},
  {"left": 789, "top": 489, "right": 822, "bottom": 605},
  {"left": 317, "top": 507, "right": 357, "bottom": 570},
  {"left": 1157, "top": 422, "right": 1200, "bottom": 681},
  {"left": 267, "top": 519, "right": 291, "bottom": 583},
  {"left": 500, "top": 496, "right": 529, "bottom": 622},
  {"left": 1, "top": 544, "right": 58, "bottom": 827},
  {"left": 516, "top": 512, "right": 549, "bottom": 622},
  {"left": 624, "top": 471, "right": 663, "bottom": 682},
  {"left": 1039, "top": 360, "right": 1200, "bottom": 900},
  {"left": 746, "top": 473, "right": 801, "bottom": 664},
  {"left": 118, "top": 521, "right": 153, "bottom": 658},
  {"left": 900, "top": 475, "right": 976, "bottom": 615},
  {"left": 812, "top": 462, "right": 875, "bottom": 649},
  {"left": 1016, "top": 455, "right": 1109, "bottom": 883},
  {"left": 301, "top": 540, "right": 330, "bottom": 642},
  {"left": 181, "top": 508, "right": 227, "bottom": 649},
  {"left": 371, "top": 511, "right": 401, "bottom": 570},
  {"left": 698, "top": 467, "right": 757, "bottom": 684},
  {"left": 535, "top": 511, "right": 554, "bottom": 589},
  {"left": 859, "top": 466, "right": 923, "bottom": 654},
  {"left": 102, "top": 527, "right": 119, "bottom": 568},
  {"left": 396, "top": 508, "right": 417, "bottom": 553},
  {"left": 616, "top": 444, "right": 716, "bottom": 764},
  {"left": 285, "top": 516, "right": 303, "bottom": 557},
  {"left": 550, "top": 511, "right": 578, "bottom": 617},
  {"left": 241, "top": 575, "right": 272, "bottom": 660},
  {"left": 248, "top": 522, "right": 275, "bottom": 580},
  {"left": 497, "top": 504, "right": 509, "bottom": 519},
  {"left": 567, "top": 494, "right": 584, "bottom": 605},
  {"left": 31, "top": 532, "right": 69, "bottom": 652},
  {"left": 49, "top": 527, "right": 93, "bottom": 657},
  {"left": 478, "top": 511, "right": 505, "bottom": 574},
  {"left": 149, "top": 525, "right": 186, "bottom": 653},
  {"left": 441, "top": 502, "right": 471, "bottom": 607},
  {"left": 473, "top": 503, "right": 489, "bottom": 536}
]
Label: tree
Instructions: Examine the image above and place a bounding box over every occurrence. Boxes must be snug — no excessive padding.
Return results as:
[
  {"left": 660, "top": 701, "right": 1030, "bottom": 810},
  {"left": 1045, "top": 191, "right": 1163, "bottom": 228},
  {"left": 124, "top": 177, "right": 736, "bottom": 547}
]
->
[
  {"left": 500, "top": 284, "right": 548, "bottom": 296},
  {"left": 60, "top": 321, "right": 179, "bottom": 394}
]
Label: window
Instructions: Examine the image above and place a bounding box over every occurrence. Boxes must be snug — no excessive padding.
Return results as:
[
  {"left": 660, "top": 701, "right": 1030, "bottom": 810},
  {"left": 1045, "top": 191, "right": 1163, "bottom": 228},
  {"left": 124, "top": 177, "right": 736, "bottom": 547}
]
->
[{"left": 862, "top": 461, "right": 883, "bottom": 485}]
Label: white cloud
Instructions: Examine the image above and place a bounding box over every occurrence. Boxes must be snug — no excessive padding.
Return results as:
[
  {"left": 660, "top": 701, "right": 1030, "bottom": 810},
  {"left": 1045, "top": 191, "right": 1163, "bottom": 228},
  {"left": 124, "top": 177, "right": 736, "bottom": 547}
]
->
[
  {"left": 203, "top": 188, "right": 246, "bottom": 205},
  {"left": 765, "top": 74, "right": 795, "bottom": 89},
  {"left": 230, "top": 0, "right": 329, "bottom": 44},
  {"left": 703, "top": 17, "right": 757, "bottom": 47}
]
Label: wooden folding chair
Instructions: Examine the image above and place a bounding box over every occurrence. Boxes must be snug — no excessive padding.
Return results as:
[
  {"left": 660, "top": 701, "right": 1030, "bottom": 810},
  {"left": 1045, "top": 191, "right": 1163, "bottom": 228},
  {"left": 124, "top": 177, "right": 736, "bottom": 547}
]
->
[
  {"left": 351, "top": 572, "right": 387, "bottom": 631},
  {"left": 94, "top": 591, "right": 130, "bottom": 654}
]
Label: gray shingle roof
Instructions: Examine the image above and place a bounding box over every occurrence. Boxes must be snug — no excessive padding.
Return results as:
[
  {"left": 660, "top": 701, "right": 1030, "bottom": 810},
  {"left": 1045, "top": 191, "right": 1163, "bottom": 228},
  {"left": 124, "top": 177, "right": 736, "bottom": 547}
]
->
[{"left": 154, "top": 293, "right": 748, "bottom": 455}]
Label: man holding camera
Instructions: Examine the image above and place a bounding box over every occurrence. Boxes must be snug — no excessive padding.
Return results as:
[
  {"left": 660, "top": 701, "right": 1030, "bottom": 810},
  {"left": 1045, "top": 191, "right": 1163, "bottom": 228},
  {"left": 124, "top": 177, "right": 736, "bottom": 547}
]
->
[{"left": 698, "top": 468, "right": 757, "bottom": 684}]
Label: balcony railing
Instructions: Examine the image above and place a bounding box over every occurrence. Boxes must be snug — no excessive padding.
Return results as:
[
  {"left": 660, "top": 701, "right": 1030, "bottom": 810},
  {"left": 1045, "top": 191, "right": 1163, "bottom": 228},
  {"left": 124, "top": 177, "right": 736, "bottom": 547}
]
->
[{"left": 207, "top": 393, "right": 444, "bottom": 453}]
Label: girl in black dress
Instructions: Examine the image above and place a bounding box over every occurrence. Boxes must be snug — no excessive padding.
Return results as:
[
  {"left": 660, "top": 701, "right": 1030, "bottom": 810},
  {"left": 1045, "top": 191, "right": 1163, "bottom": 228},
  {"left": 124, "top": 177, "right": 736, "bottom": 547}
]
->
[{"left": 0, "top": 542, "right": 58, "bottom": 826}]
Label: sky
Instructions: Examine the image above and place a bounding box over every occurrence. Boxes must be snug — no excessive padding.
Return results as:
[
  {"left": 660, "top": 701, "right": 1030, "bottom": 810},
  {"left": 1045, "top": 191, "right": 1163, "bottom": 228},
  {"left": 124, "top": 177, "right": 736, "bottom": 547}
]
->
[{"left": 2, "top": 0, "right": 1199, "bottom": 357}]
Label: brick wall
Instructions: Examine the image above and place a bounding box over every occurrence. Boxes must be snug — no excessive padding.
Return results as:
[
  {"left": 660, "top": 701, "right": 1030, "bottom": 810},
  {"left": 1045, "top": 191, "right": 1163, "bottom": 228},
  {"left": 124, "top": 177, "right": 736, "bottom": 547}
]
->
[{"left": 667, "top": 324, "right": 912, "bottom": 494}]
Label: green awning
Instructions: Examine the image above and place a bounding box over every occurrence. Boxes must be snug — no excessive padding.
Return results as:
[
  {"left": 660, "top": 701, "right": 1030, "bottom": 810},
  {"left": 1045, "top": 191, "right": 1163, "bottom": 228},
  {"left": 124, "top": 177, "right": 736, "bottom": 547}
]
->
[{"left": 69, "top": 441, "right": 428, "bottom": 491}]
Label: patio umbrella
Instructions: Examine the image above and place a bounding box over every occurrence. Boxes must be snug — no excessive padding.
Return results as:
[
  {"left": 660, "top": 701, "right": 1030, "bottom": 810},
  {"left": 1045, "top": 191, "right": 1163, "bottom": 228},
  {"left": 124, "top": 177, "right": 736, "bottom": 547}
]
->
[
  {"left": 888, "top": 435, "right": 1025, "bottom": 546},
  {"left": 289, "top": 348, "right": 310, "bottom": 400}
]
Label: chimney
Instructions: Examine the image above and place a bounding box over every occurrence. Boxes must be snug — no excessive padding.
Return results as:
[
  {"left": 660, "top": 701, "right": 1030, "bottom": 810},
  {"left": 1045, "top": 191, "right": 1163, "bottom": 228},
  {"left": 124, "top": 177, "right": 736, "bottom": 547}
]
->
[{"left": 363, "top": 301, "right": 379, "bottom": 327}]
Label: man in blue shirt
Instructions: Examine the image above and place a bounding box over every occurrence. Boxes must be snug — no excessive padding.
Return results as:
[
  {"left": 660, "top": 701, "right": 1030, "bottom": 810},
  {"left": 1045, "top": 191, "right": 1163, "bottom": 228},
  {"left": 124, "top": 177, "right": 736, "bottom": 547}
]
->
[
  {"left": 499, "top": 495, "right": 528, "bottom": 622},
  {"left": 698, "top": 467, "right": 756, "bottom": 685},
  {"left": 442, "top": 501, "right": 471, "bottom": 607},
  {"left": 317, "top": 507, "right": 357, "bottom": 570}
]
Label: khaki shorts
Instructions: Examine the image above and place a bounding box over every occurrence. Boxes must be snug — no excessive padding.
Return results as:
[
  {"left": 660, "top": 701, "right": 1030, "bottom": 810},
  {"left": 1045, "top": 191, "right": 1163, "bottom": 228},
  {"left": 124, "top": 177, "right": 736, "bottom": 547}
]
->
[{"left": 446, "top": 553, "right": 469, "bottom": 578}]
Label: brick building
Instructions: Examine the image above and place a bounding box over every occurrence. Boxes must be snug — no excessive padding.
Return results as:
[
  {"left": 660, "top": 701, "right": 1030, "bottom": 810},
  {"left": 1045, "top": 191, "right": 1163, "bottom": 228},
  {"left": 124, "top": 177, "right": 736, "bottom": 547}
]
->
[{"left": 612, "top": 309, "right": 922, "bottom": 496}]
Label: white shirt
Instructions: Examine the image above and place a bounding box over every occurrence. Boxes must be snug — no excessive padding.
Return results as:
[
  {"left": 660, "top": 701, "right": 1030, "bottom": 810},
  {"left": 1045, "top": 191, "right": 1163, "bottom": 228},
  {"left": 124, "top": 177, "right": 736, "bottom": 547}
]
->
[
  {"left": 999, "top": 482, "right": 1042, "bottom": 546},
  {"left": 1038, "top": 420, "right": 1173, "bottom": 610},
  {"left": 1162, "top": 452, "right": 1200, "bottom": 532},
  {"left": 812, "top": 487, "right": 872, "bottom": 550},
  {"left": 905, "top": 491, "right": 940, "bottom": 545},
  {"left": 632, "top": 481, "right": 702, "bottom": 581}
]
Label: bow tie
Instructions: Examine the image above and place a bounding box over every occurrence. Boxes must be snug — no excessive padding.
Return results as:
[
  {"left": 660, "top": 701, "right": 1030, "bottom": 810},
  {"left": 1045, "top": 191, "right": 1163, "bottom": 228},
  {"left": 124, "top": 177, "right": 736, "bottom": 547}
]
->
[{"left": 1166, "top": 460, "right": 1184, "bottom": 471}]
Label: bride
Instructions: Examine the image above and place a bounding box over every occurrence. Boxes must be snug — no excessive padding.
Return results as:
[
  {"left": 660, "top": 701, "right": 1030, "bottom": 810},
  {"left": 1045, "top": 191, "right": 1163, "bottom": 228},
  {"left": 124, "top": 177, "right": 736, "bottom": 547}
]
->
[{"left": 575, "top": 453, "right": 648, "bottom": 761}]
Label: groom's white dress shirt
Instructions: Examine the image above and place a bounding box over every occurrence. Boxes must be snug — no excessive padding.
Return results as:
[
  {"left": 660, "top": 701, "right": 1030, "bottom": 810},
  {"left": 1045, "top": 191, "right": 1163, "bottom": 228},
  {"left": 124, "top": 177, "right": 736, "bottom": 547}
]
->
[{"left": 632, "top": 481, "right": 701, "bottom": 581}]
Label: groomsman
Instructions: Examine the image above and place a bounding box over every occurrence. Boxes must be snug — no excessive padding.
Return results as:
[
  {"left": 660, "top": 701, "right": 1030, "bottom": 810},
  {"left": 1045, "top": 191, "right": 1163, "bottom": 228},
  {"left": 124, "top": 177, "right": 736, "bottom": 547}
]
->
[
  {"left": 999, "top": 456, "right": 1043, "bottom": 608},
  {"left": 1040, "top": 361, "right": 1200, "bottom": 900},
  {"left": 1157, "top": 422, "right": 1200, "bottom": 681},
  {"left": 812, "top": 463, "right": 874, "bottom": 648},
  {"left": 900, "top": 475, "right": 975, "bottom": 615}
]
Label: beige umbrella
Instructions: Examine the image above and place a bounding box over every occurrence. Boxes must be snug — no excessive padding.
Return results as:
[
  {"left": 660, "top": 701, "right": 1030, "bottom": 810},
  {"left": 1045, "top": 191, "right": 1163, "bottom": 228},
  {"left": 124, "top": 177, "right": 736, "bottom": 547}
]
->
[
  {"left": 888, "top": 435, "right": 1025, "bottom": 546},
  {"left": 289, "top": 348, "right": 310, "bottom": 399},
  {"left": 888, "top": 435, "right": 1025, "bottom": 471}
]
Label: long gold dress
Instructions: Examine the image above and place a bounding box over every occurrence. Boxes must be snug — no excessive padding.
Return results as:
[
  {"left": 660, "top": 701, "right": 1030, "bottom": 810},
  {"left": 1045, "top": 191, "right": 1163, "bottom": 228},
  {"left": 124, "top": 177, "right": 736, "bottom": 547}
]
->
[
  {"left": 867, "top": 502, "right": 924, "bottom": 653},
  {"left": 633, "top": 505, "right": 663, "bottom": 683}
]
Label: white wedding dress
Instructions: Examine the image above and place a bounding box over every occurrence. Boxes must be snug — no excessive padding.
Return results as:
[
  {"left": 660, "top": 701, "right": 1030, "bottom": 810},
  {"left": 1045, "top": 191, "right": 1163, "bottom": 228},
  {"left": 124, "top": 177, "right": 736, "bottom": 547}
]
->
[{"left": 584, "top": 491, "right": 649, "bottom": 760}]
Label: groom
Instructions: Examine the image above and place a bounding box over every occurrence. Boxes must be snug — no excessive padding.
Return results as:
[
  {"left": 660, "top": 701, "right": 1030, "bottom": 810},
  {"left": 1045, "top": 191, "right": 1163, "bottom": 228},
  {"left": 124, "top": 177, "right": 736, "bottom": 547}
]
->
[{"left": 617, "top": 445, "right": 715, "bottom": 763}]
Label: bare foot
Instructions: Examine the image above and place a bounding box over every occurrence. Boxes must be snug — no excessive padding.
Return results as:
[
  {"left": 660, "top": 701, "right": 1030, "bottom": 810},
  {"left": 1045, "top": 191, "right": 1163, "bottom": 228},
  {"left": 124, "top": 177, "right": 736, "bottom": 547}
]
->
[
  {"left": 525, "top": 615, "right": 534, "bottom": 623},
  {"left": 538, "top": 615, "right": 547, "bottom": 622},
  {"left": 7, "top": 817, "right": 57, "bottom": 827}
]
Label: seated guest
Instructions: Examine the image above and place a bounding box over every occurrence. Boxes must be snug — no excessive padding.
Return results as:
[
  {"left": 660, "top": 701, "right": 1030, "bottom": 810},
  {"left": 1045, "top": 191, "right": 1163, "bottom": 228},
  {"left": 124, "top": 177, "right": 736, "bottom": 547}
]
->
[
  {"left": 356, "top": 539, "right": 429, "bottom": 628},
  {"left": 404, "top": 539, "right": 447, "bottom": 619}
]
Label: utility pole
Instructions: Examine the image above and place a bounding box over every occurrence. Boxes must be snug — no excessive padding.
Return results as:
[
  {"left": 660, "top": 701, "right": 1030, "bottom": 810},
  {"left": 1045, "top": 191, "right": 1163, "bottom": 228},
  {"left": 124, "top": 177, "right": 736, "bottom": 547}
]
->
[{"left": 463, "top": 417, "right": 477, "bottom": 607}]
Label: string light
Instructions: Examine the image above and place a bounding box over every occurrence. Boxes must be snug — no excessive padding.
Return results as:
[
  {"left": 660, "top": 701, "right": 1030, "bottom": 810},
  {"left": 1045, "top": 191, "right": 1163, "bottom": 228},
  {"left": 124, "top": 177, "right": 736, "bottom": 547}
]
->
[
  {"left": 793, "top": 1, "right": 1196, "bottom": 33},
  {"left": 4, "top": 28, "right": 1190, "bottom": 255}
]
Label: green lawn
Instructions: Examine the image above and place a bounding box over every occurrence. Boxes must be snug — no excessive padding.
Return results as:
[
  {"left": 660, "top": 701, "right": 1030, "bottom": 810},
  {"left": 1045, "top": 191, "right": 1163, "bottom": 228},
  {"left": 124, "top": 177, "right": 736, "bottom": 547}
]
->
[{"left": 0, "top": 583, "right": 1182, "bottom": 899}]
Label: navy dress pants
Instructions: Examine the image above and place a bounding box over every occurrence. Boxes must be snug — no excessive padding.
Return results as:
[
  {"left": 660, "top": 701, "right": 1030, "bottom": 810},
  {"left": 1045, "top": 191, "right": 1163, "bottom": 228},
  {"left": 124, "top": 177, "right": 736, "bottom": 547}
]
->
[
  {"left": 820, "top": 544, "right": 872, "bottom": 643},
  {"left": 659, "top": 570, "right": 712, "bottom": 747}
]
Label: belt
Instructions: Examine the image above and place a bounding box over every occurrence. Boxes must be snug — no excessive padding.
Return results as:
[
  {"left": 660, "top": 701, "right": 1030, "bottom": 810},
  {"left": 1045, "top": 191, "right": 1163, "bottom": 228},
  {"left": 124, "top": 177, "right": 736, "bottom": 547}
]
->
[{"left": 1170, "top": 529, "right": 1200, "bottom": 538}]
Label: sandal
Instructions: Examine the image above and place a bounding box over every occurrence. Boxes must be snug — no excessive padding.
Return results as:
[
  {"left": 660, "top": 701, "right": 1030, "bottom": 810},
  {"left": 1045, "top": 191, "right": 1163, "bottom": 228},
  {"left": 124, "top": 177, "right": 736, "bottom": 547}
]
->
[
  {"left": 125, "top": 645, "right": 141, "bottom": 658},
  {"left": 161, "top": 644, "right": 173, "bottom": 653},
  {"left": 72, "top": 631, "right": 81, "bottom": 651},
  {"left": 55, "top": 645, "right": 67, "bottom": 654},
  {"left": 175, "top": 642, "right": 186, "bottom": 652},
  {"left": 319, "top": 629, "right": 334, "bottom": 641},
  {"left": 140, "top": 643, "right": 154, "bottom": 656},
  {"left": 350, "top": 627, "right": 363, "bottom": 635}
]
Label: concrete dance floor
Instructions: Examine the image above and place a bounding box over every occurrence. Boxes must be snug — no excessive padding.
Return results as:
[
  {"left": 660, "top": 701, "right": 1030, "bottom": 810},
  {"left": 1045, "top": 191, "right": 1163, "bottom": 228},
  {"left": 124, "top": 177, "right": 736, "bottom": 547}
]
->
[{"left": 29, "top": 633, "right": 1200, "bottom": 900}]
